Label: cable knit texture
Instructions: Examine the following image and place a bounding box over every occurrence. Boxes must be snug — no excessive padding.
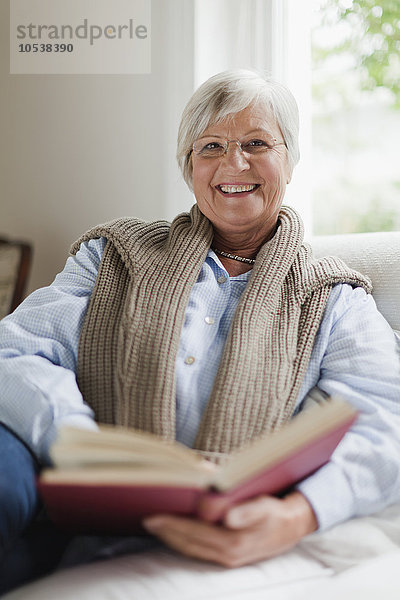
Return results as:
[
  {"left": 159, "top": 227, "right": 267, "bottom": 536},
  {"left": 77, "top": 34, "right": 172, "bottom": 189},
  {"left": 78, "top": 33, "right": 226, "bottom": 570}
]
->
[{"left": 70, "top": 205, "right": 372, "bottom": 456}]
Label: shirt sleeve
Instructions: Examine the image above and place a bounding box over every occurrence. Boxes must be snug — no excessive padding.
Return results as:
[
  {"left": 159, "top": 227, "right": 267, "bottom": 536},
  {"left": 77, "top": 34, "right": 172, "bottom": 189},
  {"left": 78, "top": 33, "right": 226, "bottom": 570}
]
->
[
  {"left": 296, "top": 284, "right": 400, "bottom": 531},
  {"left": 0, "top": 237, "right": 107, "bottom": 464}
]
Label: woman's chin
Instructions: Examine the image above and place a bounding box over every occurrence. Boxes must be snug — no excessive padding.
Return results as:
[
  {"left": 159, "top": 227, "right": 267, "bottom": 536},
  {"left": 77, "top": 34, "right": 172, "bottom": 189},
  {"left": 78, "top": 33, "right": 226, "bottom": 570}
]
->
[
  {"left": 217, "top": 210, "right": 266, "bottom": 231},
  {"left": 219, "top": 199, "right": 266, "bottom": 222}
]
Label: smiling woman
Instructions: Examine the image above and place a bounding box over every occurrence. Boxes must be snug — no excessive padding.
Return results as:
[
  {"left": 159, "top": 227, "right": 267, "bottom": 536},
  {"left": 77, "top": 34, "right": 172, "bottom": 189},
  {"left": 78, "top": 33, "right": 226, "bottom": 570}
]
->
[
  {"left": 191, "top": 104, "right": 292, "bottom": 269},
  {"left": 0, "top": 68, "right": 399, "bottom": 591},
  {"left": 176, "top": 70, "right": 300, "bottom": 274}
]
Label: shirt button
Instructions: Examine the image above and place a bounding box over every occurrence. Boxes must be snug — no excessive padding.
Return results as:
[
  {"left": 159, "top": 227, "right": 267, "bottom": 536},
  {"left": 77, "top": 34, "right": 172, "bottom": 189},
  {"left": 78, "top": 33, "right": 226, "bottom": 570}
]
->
[
  {"left": 184, "top": 356, "right": 195, "bottom": 365},
  {"left": 217, "top": 275, "right": 227, "bottom": 284},
  {"left": 205, "top": 316, "right": 215, "bottom": 325}
]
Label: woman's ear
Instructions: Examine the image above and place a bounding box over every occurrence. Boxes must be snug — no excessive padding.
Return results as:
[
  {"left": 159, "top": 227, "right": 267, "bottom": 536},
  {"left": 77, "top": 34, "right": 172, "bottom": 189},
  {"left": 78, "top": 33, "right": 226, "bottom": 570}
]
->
[{"left": 284, "top": 153, "right": 293, "bottom": 185}]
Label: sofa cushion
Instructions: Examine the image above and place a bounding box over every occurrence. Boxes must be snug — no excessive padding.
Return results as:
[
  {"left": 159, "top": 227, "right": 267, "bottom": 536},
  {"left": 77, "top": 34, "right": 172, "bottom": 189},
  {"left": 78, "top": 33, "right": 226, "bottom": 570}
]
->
[{"left": 311, "top": 231, "right": 400, "bottom": 334}]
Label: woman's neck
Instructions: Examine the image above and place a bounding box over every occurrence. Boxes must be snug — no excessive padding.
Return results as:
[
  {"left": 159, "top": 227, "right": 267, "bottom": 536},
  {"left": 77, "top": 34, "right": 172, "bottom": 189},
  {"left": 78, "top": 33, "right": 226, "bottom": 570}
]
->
[
  {"left": 210, "top": 218, "right": 279, "bottom": 276},
  {"left": 212, "top": 223, "right": 277, "bottom": 261}
]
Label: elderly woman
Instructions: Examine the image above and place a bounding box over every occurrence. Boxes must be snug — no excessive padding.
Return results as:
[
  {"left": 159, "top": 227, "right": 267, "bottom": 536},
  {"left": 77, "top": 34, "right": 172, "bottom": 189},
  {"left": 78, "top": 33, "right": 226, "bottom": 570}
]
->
[{"left": 0, "top": 69, "right": 399, "bottom": 589}]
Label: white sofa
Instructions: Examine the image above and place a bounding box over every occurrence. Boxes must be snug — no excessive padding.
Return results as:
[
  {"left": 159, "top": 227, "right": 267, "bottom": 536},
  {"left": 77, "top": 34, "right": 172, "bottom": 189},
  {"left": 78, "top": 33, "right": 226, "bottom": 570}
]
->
[
  {"left": 311, "top": 230, "right": 400, "bottom": 334},
  {"left": 3, "top": 231, "right": 400, "bottom": 600}
]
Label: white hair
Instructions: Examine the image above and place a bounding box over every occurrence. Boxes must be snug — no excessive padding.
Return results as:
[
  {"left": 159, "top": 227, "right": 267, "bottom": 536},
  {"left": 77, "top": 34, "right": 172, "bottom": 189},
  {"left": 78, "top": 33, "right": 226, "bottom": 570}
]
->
[{"left": 176, "top": 69, "right": 300, "bottom": 191}]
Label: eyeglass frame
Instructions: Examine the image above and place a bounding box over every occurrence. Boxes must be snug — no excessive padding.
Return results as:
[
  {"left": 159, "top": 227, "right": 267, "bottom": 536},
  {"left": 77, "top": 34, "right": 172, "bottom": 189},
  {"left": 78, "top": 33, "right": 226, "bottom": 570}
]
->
[{"left": 189, "top": 136, "right": 287, "bottom": 159}]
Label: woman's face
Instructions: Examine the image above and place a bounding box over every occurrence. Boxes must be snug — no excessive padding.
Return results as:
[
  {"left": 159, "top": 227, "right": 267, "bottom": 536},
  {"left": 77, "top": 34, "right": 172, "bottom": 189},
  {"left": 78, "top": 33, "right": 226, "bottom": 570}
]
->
[{"left": 191, "top": 103, "right": 292, "bottom": 239}]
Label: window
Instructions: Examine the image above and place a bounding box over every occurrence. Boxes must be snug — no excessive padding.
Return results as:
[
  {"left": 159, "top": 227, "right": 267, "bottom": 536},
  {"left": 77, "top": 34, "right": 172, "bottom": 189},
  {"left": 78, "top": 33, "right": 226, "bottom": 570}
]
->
[{"left": 311, "top": 0, "right": 400, "bottom": 234}]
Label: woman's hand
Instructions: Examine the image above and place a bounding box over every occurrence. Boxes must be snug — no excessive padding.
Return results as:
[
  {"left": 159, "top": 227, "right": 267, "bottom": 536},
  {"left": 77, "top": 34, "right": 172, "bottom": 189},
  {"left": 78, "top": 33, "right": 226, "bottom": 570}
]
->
[{"left": 142, "top": 491, "right": 318, "bottom": 568}]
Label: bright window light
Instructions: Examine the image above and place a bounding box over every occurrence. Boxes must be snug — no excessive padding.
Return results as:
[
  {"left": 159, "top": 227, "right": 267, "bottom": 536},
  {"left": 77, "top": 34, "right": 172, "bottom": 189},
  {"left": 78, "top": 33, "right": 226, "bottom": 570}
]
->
[{"left": 311, "top": 0, "right": 400, "bottom": 234}]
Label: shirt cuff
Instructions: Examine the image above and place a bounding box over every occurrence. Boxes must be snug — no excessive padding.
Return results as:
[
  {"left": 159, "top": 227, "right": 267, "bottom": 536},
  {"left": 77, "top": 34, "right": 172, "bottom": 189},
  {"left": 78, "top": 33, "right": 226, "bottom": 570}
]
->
[{"left": 296, "top": 459, "right": 357, "bottom": 531}]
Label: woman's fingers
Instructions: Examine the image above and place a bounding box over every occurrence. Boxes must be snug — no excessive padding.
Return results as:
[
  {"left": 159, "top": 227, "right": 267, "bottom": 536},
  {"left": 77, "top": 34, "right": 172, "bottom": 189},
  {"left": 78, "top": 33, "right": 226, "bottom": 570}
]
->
[{"left": 142, "top": 493, "right": 317, "bottom": 568}]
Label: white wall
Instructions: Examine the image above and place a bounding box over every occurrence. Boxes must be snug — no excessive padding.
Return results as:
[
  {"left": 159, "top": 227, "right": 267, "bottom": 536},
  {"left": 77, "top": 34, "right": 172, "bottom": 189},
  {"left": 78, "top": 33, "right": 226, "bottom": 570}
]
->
[{"left": 0, "top": 0, "right": 195, "bottom": 293}]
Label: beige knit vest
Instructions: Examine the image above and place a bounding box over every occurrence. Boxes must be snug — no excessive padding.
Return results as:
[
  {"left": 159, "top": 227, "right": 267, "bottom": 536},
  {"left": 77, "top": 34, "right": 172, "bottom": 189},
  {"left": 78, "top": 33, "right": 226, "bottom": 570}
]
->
[{"left": 71, "top": 205, "right": 371, "bottom": 456}]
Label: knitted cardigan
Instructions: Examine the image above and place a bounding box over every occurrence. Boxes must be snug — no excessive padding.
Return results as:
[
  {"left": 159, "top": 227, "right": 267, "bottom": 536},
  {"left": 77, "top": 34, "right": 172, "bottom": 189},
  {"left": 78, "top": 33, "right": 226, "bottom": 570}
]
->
[{"left": 70, "top": 205, "right": 371, "bottom": 456}]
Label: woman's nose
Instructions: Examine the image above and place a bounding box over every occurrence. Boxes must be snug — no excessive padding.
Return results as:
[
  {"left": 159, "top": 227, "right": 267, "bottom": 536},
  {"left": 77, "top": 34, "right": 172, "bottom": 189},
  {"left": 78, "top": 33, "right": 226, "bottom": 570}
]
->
[{"left": 220, "top": 142, "right": 251, "bottom": 171}]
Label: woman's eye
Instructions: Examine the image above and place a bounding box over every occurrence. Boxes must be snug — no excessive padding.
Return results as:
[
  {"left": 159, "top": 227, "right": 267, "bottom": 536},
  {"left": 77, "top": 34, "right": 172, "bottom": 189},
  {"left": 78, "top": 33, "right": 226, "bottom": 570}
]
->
[
  {"left": 204, "top": 142, "right": 222, "bottom": 150},
  {"left": 247, "top": 139, "right": 268, "bottom": 147}
]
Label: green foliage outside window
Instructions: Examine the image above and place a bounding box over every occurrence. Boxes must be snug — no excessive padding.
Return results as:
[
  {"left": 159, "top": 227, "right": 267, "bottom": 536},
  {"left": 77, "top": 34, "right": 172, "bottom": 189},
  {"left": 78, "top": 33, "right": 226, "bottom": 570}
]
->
[{"left": 314, "top": 0, "right": 400, "bottom": 107}]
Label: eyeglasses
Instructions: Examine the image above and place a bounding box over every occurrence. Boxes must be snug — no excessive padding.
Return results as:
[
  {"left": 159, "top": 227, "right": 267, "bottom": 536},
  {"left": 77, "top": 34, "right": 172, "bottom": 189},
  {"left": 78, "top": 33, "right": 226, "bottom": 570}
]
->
[{"left": 191, "top": 136, "right": 286, "bottom": 159}]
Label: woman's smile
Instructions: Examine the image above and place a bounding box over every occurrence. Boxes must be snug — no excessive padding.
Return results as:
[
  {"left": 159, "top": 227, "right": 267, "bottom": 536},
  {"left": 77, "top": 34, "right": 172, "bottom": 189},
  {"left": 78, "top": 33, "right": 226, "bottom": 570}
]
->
[{"left": 215, "top": 183, "right": 261, "bottom": 198}]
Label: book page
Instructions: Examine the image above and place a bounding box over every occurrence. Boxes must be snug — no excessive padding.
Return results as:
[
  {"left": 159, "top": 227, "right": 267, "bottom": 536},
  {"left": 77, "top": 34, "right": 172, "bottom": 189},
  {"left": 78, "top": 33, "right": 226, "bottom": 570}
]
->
[
  {"left": 46, "top": 425, "right": 218, "bottom": 487},
  {"left": 51, "top": 425, "right": 206, "bottom": 468},
  {"left": 40, "top": 464, "right": 216, "bottom": 487}
]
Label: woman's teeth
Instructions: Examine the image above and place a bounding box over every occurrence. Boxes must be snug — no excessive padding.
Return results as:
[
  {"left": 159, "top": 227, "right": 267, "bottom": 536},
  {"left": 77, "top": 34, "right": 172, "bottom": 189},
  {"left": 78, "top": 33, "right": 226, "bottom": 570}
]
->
[{"left": 219, "top": 184, "right": 257, "bottom": 194}]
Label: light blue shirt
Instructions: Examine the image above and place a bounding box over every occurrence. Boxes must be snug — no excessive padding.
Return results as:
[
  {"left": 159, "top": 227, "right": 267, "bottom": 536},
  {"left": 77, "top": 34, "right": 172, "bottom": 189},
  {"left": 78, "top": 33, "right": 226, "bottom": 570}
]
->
[{"left": 0, "top": 236, "right": 399, "bottom": 531}]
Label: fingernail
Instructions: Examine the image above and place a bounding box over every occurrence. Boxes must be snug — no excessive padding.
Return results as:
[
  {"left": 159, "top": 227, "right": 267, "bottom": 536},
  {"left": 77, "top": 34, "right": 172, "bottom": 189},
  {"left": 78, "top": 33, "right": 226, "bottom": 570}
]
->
[{"left": 142, "top": 517, "right": 164, "bottom": 532}]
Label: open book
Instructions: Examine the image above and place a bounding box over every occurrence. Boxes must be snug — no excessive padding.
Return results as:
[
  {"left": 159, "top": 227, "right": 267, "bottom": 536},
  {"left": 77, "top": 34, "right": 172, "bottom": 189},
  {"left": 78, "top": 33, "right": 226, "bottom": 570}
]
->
[{"left": 38, "top": 397, "right": 357, "bottom": 534}]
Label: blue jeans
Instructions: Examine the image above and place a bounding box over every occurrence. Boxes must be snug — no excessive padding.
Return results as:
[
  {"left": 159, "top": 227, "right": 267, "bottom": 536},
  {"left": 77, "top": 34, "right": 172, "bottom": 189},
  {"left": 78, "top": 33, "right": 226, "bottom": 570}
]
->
[
  {"left": 0, "top": 424, "right": 159, "bottom": 594},
  {"left": 0, "top": 424, "right": 39, "bottom": 549},
  {"left": 0, "top": 424, "right": 71, "bottom": 593}
]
